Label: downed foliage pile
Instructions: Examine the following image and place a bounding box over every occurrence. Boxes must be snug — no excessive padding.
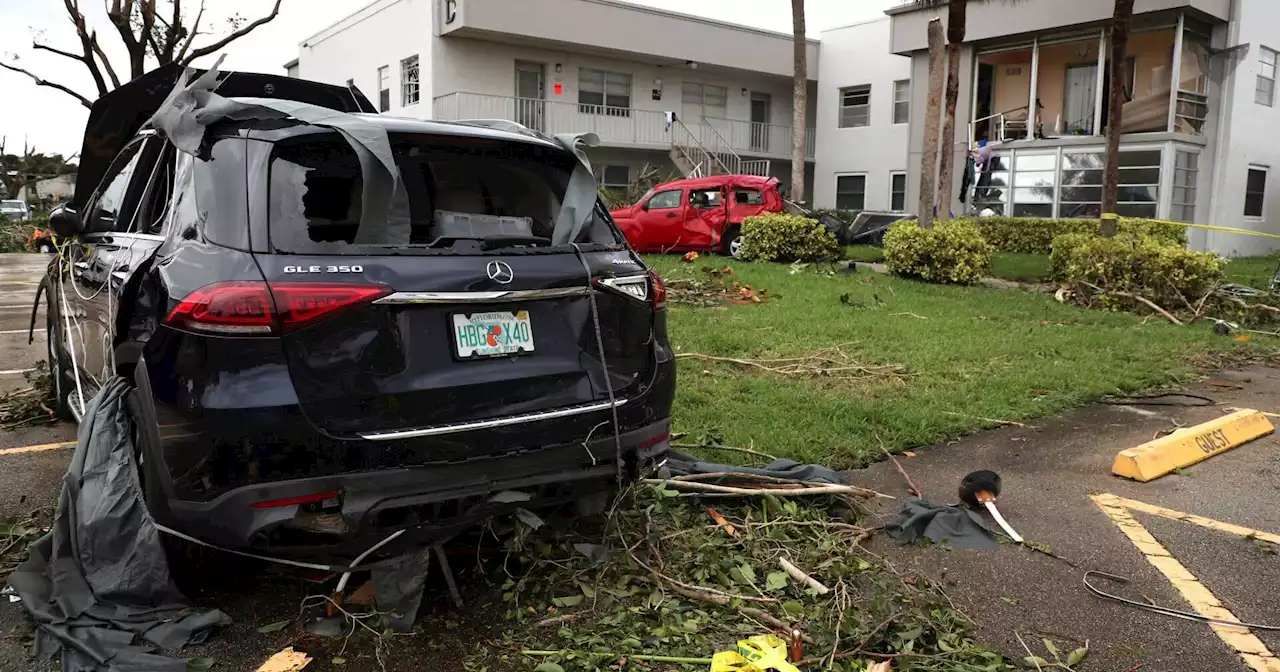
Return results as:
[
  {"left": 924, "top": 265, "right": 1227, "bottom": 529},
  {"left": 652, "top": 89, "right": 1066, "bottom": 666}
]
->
[
  {"left": 0, "top": 361, "right": 58, "bottom": 431},
  {"left": 664, "top": 265, "right": 772, "bottom": 308},
  {"left": 498, "top": 486, "right": 1009, "bottom": 671},
  {"left": 676, "top": 343, "right": 908, "bottom": 384}
]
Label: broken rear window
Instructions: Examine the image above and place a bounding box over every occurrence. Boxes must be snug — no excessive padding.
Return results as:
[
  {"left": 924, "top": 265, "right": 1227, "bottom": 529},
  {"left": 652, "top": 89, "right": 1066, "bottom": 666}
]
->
[{"left": 268, "top": 131, "right": 620, "bottom": 253}]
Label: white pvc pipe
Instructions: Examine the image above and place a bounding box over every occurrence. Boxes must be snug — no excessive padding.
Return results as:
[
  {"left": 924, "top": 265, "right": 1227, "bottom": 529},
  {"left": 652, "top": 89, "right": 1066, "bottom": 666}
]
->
[
  {"left": 335, "top": 528, "right": 407, "bottom": 594},
  {"left": 984, "top": 501, "right": 1023, "bottom": 543}
]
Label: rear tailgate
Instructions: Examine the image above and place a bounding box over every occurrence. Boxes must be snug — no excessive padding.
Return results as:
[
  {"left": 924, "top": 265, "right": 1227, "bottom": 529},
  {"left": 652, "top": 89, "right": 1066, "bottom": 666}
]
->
[{"left": 259, "top": 251, "right": 654, "bottom": 439}]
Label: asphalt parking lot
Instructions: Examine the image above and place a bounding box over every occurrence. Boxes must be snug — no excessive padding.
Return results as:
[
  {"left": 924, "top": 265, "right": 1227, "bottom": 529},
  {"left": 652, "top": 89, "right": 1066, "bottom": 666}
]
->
[{"left": 0, "top": 250, "right": 1278, "bottom": 671}]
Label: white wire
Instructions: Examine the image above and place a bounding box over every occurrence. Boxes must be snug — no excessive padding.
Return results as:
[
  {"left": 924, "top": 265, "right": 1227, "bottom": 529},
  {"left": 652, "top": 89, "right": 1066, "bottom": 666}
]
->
[{"left": 56, "top": 252, "right": 87, "bottom": 418}]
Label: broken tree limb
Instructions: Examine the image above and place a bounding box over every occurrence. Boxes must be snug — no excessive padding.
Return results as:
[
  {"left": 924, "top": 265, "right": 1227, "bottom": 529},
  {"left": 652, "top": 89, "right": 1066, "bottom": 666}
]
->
[
  {"left": 780, "top": 557, "right": 830, "bottom": 595},
  {"left": 670, "top": 442, "right": 779, "bottom": 462},
  {"left": 741, "top": 607, "right": 814, "bottom": 642},
  {"left": 879, "top": 444, "right": 923, "bottom": 499},
  {"left": 941, "top": 411, "right": 1026, "bottom": 427},
  {"left": 643, "top": 478, "right": 890, "bottom": 500}
]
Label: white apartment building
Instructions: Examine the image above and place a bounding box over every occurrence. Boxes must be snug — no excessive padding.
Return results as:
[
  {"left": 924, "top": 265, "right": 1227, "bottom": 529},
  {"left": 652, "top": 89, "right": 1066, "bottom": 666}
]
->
[
  {"left": 811, "top": 17, "right": 913, "bottom": 213},
  {"left": 881, "top": 0, "right": 1280, "bottom": 256},
  {"left": 287, "top": 0, "right": 819, "bottom": 197},
  {"left": 289, "top": 0, "right": 1280, "bottom": 256}
]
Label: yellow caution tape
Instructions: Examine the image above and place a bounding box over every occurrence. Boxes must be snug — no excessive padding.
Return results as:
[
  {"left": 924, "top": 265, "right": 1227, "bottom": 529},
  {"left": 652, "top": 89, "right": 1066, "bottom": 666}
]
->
[{"left": 1102, "top": 213, "right": 1280, "bottom": 242}]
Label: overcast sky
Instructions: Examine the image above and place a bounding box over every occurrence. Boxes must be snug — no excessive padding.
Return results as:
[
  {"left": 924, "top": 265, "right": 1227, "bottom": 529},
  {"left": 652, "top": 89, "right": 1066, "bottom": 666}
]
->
[{"left": 0, "top": 0, "right": 897, "bottom": 158}]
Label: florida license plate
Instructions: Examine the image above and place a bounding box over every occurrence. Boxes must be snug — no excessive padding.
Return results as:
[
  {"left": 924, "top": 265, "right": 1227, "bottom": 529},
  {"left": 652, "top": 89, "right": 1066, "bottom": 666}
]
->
[{"left": 453, "top": 310, "right": 535, "bottom": 358}]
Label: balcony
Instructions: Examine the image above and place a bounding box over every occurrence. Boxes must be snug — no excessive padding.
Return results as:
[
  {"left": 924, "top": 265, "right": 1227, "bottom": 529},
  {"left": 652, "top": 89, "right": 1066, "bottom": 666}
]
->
[
  {"left": 969, "top": 22, "right": 1210, "bottom": 147},
  {"left": 431, "top": 92, "right": 815, "bottom": 161}
]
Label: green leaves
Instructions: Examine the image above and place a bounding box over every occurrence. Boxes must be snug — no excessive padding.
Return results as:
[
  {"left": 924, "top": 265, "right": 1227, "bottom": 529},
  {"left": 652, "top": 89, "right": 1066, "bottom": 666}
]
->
[
  {"left": 884, "top": 219, "right": 992, "bottom": 285},
  {"left": 1066, "top": 646, "right": 1088, "bottom": 666},
  {"left": 729, "top": 562, "right": 757, "bottom": 586},
  {"left": 256, "top": 620, "right": 290, "bottom": 634},
  {"left": 1021, "top": 655, "right": 1049, "bottom": 669},
  {"left": 551, "top": 595, "right": 583, "bottom": 608},
  {"left": 533, "top": 663, "right": 565, "bottom": 672},
  {"left": 739, "top": 213, "right": 840, "bottom": 263},
  {"left": 765, "top": 571, "right": 789, "bottom": 591}
]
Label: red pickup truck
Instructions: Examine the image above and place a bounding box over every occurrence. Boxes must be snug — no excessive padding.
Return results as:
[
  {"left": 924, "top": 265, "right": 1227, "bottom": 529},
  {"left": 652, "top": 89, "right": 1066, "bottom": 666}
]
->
[{"left": 609, "top": 174, "right": 784, "bottom": 257}]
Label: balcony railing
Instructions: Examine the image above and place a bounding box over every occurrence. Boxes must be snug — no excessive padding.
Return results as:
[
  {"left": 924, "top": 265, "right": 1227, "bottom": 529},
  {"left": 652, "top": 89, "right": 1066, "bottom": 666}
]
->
[
  {"left": 701, "top": 116, "right": 815, "bottom": 160},
  {"left": 432, "top": 92, "right": 815, "bottom": 160}
]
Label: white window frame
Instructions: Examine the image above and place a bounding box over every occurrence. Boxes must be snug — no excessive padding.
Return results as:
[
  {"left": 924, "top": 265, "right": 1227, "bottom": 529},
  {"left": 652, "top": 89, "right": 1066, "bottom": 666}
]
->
[
  {"left": 579, "top": 68, "right": 632, "bottom": 117},
  {"left": 889, "top": 172, "right": 907, "bottom": 211},
  {"left": 682, "top": 82, "right": 728, "bottom": 122},
  {"left": 1170, "top": 149, "right": 1199, "bottom": 222},
  {"left": 400, "top": 55, "right": 420, "bottom": 106},
  {"left": 834, "top": 173, "right": 867, "bottom": 211},
  {"left": 1245, "top": 165, "right": 1269, "bottom": 220},
  {"left": 376, "top": 65, "right": 390, "bottom": 112},
  {"left": 1258, "top": 47, "right": 1277, "bottom": 107},
  {"left": 892, "top": 80, "right": 910, "bottom": 125},
  {"left": 838, "top": 85, "right": 871, "bottom": 129}
]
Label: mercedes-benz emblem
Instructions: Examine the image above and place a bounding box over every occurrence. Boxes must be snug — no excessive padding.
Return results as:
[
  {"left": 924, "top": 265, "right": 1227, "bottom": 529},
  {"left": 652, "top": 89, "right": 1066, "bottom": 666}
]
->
[{"left": 486, "top": 260, "right": 514, "bottom": 284}]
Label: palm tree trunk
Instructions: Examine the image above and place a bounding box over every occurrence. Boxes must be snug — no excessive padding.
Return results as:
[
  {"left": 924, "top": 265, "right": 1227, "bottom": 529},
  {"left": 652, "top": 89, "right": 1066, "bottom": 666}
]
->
[
  {"left": 790, "top": 0, "right": 807, "bottom": 204},
  {"left": 919, "top": 19, "right": 946, "bottom": 228},
  {"left": 1101, "top": 0, "right": 1135, "bottom": 237},
  {"left": 935, "top": 1, "right": 968, "bottom": 221}
]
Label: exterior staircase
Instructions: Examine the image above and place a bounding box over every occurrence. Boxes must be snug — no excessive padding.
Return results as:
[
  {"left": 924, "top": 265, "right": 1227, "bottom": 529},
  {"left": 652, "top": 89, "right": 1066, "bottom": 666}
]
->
[{"left": 669, "top": 117, "right": 771, "bottom": 178}]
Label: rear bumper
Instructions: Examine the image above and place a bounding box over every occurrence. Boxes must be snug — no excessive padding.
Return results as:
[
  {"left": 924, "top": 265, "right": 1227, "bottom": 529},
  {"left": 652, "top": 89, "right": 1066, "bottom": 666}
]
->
[{"left": 154, "top": 419, "right": 670, "bottom": 561}]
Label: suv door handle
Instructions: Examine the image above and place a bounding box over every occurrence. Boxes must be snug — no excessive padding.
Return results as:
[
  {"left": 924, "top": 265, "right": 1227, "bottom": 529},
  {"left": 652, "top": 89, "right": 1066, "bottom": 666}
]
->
[{"left": 666, "top": 213, "right": 677, "bottom": 218}]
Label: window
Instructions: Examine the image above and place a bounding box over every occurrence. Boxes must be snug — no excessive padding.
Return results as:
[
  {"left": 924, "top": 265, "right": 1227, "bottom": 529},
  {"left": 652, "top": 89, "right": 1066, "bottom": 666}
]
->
[
  {"left": 835, "top": 175, "right": 866, "bottom": 210},
  {"left": 1058, "top": 149, "right": 1161, "bottom": 219},
  {"left": 1171, "top": 151, "right": 1199, "bottom": 222},
  {"left": 377, "top": 65, "right": 390, "bottom": 112},
  {"left": 735, "top": 189, "right": 764, "bottom": 205},
  {"left": 1258, "top": 47, "right": 1277, "bottom": 107},
  {"left": 579, "top": 68, "right": 632, "bottom": 117},
  {"left": 646, "top": 189, "right": 682, "bottom": 210},
  {"left": 597, "top": 165, "right": 630, "bottom": 189},
  {"left": 838, "top": 85, "right": 871, "bottom": 128},
  {"left": 268, "top": 132, "right": 619, "bottom": 253},
  {"left": 401, "top": 55, "right": 420, "bottom": 106},
  {"left": 690, "top": 188, "right": 723, "bottom": 209},
  {"left": 892, "top": 80, "right": 910, "bottom": 124},
  {"left": 890, "top": 173, "right": 907, "bottom": 211},
  {"left": 88, "top": 140, "right": 146, "bottom": 233},
  {"left": 1246, "top": 167, "right": 1268, "bottom": 218},
  {"left": 681, "top": 82, "right": 728, "bottom": 123}
]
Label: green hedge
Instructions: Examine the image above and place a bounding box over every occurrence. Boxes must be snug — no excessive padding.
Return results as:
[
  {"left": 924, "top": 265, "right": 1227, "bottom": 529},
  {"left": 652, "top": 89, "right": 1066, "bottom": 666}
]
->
[
  {"left": 740, "top": 213, "right": 840, "bottom": 263},
  {"left": 1050, "top": 232, "right": 1223, "bottom": 308},
  {"left": 970, "top": 216, "right": 1187, "bottom": 255},
  {"left": 884, "top": 219, "right": 992, "bottom": 285}
]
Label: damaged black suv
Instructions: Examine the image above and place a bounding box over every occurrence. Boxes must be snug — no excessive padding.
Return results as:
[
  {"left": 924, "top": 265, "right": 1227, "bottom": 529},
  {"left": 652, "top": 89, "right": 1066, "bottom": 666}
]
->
[{"left": 40, "top": 65, "right": 674, "bottom": 563}]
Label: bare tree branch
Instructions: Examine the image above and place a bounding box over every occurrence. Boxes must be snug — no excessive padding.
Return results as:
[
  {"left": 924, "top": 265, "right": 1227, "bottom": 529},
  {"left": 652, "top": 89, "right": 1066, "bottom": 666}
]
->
[
  {"left": 31, "top": 42, "right": 82, "bottom": 62},
  {"left": 0, "top": 62, "right": 91, "bottom": 108},
  {"left": 175, "top": 0, "right": 205, "bottom": 63},
  {"left": 183, "top": 0, "right": 281, "bottom": 64},
  {"left": 60, "top": 0, "right": 109, "bottom": 96},
  {"left": 88, "top": 31, "right": 121, "bottom": 88},
  {"left": 106, "top": 0, "right": 146, "bottom": 79}
]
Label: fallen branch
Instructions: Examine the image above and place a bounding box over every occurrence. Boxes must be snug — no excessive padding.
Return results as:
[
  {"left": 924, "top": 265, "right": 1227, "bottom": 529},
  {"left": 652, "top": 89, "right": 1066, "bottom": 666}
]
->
[
  {"left": 780, "top": 557, "right": 830, "bottom": 595},
  {"left": 740, "top": 607, "right": 813, "bottom": 642},
  {"left": 664, "top": 581, "right": 730, "bottom": 605},
  {"left": 891, "top": 312, "right": 928, "bottom": 320},
  {"left": 941, "top": 410, "right": 1026, "bottom": 427},
  {"left": 643, "top": 478, "right": 889, "bottom": 500},
  {"left": 880, "top": 443, "right": 923, "bottom": 499},
  {"left": 534, "top": 614, "right": 581, "bottom": 627},
  {"left": 671, "top": 442, "right": 779, "bottom": 462}
]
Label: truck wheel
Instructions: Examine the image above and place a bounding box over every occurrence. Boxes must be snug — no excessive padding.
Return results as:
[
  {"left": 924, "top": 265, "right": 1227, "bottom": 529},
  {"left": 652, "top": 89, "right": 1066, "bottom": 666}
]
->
[
  {"left": 45, "top": 292, "right": 73, "bottom": 420},
  {"left": 722, "top": 227, "right": 743, "bottom": 258}
]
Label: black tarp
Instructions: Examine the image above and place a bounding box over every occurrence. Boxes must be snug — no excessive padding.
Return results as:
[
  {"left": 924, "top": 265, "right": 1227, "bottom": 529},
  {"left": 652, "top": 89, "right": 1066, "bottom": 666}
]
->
[
  {"left": 886, "top": 498, "right": 998, "bottom": 551},
  {"left": 7, "top": 377, "right": 230, "bottom": 671},
  {"left": 662, "top": 451, "right": 842, "bottom": 484}
]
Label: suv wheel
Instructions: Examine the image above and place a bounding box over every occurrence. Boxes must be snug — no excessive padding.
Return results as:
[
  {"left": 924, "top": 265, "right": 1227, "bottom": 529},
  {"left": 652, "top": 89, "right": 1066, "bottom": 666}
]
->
[
  {"left": 722, "top": 227, "right": 743, "bottom": 258},
  {"left": 45, "top": 294, "right": 73, "bottom": 420}
]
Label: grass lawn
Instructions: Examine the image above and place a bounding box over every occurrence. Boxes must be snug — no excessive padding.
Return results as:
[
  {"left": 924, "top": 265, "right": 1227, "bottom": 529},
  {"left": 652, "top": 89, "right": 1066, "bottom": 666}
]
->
[
  {"left": 1223, "top": 254, "right": 1280, "bottom": 289},
  {"left": 648, "top": 255, "right": 1266, "bottom": 467},
  {"left": 844, "top": 245, "right": 885, "bottom": 263},
  {"left": 990, "top": 251, "right": 1052, "bottom": 283}
]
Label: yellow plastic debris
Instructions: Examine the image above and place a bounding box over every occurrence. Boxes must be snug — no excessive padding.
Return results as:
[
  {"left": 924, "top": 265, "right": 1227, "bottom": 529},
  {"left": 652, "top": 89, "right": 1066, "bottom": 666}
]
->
[
  {"left": 710, "top": 635, "right": 800, "bottom": 672},
  {"left": 255, "top": 647, "right": 312, "bottom": 672}
]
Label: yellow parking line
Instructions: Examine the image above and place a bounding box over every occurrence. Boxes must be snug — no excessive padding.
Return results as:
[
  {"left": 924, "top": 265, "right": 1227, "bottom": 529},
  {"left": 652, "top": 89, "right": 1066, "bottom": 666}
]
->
[
  {"left": 1093, "top": 494, "right": 1280, "bottom": 671},
  {"left": 0, "top": 441, "right": 75, "bottom": 456}
]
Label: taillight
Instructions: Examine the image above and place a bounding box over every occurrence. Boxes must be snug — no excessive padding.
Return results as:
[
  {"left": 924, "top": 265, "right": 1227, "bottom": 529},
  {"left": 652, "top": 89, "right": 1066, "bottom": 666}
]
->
[
  {"left": 648, "top": 270, "right": 667, "bottom": 311},
  {"left": 165, "top": 281, "right": 389, "bottom": 335}
]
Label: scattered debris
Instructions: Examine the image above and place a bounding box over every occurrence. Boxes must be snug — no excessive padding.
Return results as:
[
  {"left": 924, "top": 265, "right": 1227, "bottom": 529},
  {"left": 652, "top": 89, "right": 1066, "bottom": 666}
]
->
[
  {"left": 664, "top": 265, "right": 773, "bottom": 307},
  {"left": 255, "top": 647, "right": 312, "bottom": 672},
  {"left": 675, "top": 343, "right": 906, "bottom": 382},
  {"left": 879, "top": 440, "right": 923, "bottom": 499},
  {"left": 779, "top": 557, "right": 829, "bottom": 595},
  {"left": 891, "top": 312, "right": 928, "bottom": 320},
  {"left": 682, "top": 251, "right": 700, "bottom": 262},
  {"left": 707, "top": 508, "right": 740, "bottom": 537},
  {"left": 1015, "top": 632, "right": 1088, "bottom": 671},
  {"left": 887, "top": 499, "right": 999, "bottom": 551},
  {"left": 959, "top": 470, "right": 1023, "bottom": 543},
  {"left": 0, "top": 361, "right": 57, "bottom": 431}
]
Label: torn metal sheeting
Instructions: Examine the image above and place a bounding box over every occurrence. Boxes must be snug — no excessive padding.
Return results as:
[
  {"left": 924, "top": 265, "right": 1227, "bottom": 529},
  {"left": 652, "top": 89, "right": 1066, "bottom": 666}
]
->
[{"left": 149, "top": 55, "right": 411, "bottom": 246}]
